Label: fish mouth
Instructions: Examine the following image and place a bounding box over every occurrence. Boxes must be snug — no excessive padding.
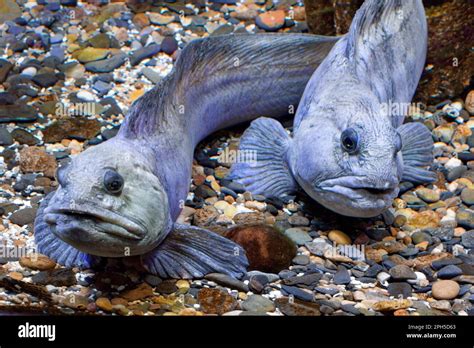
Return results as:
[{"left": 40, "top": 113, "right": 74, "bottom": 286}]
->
[
  {"left": 44, "top": 204, "right": 147, "bottom": 241},
  {"left": 317, "top": 176, "right": 399, "bottom": 200}
]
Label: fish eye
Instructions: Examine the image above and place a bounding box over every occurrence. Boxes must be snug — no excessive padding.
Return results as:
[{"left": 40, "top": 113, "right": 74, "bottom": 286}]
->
[
  {"left": 103, "top": 170, "right": 124, "bottom": 195},
  {"left": 341, "top": 128, "right": 360, "bottom": 154}
]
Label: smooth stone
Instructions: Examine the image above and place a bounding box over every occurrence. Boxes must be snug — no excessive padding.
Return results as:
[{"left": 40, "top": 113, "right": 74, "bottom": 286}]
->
[
  {"left": 328, "top": 230, "right": 351, "bottom": 245},
  {"left": 31, "top": 268, "right": 76, "bottom": 286},
  {"left": 461, "top": 230, "right": 474, "bottom": 248},
  {"left": 255, "top": 10, "right": 285, "bottom": 31},
  {"left": 274, "top": 297, "right": 321, "bottom": 316},
  {"left": 204, "top": 273, "right": 248, "bottom": 292},
  {"left": 284, "top": 228, "right": 312, "bottom": 246},
  {"left": 85, "top": 53, "right": 126, "bottom": 73},
  {"left": 9, "top": 207, "right": 37, "bottom": 226},
  {"left": 0, "top": 104, "right": 37, "bottom": 123},
  {"left": 141, "top": 67, "right": 161, "bottom": 84},
  {"left": 225, "top": 225, "right": 296, "bottom": 273},
  {"left": 388, "top": 282, "right": 412, "bottom": 298},
  {"left": 432, "top": 280, "right": 460, "bottom": 300},
  {"left": 281, "top": 285, "right": 314, "bottom": 302},
  {"left": 416, "top": 188, "right": 440, "bottom": 203},
  {"left": 292, "top": 254, "right": 310, "bottom": 266},
  {"left": 333, "top": 266, "right": 351, "bottom": 285},
  {"left": 161, "top": 36, "right": 178, "bottom": 55},
  {"left": 11, "top": 128, "right": 38, "bottom": 145},
  {"left": 411, "top": 231, "right": 432, "bottom": 245},
  {"left": 389, "top": 265, "right": 417, "bottom": 280},
  {"left": 437, "top": 265, "right": 463, "bottom": 279},
  {"left": 241, "top": 295, "right": 275, "bottom": 313},
  {"left": 461, "top": 188, "right": 474, "bottom": 205},
  {"left": 0, "top": 127, "right": 13, "bottom": 145},
  {"left": 32, "top": 73, "right": 58, "bottom": 87},
  {"left": 130, "top": 44, "right": 161, "bottom": 66},
  {"left": 246, "top": 271, "right": 279, "bottom": 283},
  {"left": 431, "top": 258, "right": 463, "bottom": 270}
]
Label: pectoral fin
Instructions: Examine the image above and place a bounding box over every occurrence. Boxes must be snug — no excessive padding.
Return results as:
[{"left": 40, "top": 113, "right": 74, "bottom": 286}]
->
[
  {"left": 399, "top": 122, "right": 437, "bottom": 183},
  {"left": 34, "top": 193, "right": 100, "bottom": 268},
  {"left": 228, "top": 117, "right": 296, "bottom": 198},
  {"left": 141, "top": 224, "right": 248, "bottom": 279}
]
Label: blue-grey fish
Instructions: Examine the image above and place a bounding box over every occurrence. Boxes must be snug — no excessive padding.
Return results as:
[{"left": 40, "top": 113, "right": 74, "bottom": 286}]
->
[
  {"left": 230, "top": 0, "right": 435, "bottom": 218},
  {"left": 34, "top": 34, "right": 338, "bottom": 278}
]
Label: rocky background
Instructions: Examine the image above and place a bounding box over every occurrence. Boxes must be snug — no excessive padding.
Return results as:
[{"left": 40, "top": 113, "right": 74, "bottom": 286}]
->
[{"left": 0, "top": 0, "right": 473, "bottom": 316}]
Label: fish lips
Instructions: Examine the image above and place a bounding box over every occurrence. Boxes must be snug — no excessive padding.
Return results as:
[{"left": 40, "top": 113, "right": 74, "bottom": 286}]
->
[
  {"left": 315, "top": 176, "right": 399, "bottom": 216},
  {"left": 43, "top": 204, "right": 147, "bottom": 242}
]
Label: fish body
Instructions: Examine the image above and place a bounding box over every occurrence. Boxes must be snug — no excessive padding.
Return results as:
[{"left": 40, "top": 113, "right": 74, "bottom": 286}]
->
[
  {"left": 230, "top": 0, "right": 436, "bottom": 218},
  {"left": 34, "top": 33, "right": 338, "bottom": 278}
]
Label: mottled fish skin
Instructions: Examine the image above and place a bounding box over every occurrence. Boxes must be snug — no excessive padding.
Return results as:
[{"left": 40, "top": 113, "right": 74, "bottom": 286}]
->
[
  {"left": 33, "top": 33, "right": 338, "bottom": 277},
  {"left": 230, "top": 0, "right": 435, "bottom": 218}
]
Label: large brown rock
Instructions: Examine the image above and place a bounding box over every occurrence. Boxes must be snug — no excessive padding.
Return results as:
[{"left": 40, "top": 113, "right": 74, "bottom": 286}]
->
[
  {"left": 19, "top": 146, "right": 57, "bottom": 178},
  {"left": 43, "top": 118, "right": 101, "bottom": 143},
  {"left": 224, "top": 225, "right": 296, "bottom": 274}
]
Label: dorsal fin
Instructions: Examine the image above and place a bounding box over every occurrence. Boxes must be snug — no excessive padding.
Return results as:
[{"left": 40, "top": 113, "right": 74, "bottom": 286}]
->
[{"left": 345, "top": 0, "right": 403, "bottom": 60}]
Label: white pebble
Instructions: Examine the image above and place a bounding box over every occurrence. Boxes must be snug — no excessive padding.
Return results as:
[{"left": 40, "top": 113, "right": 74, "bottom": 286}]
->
[
  {"left": 445, "top": 157, "right": 462, "bottom": 169},
  {"left": 77, "top": 90, "right": 97, "bottom": 102},
  {"left": 21, "top": 67, "right": 37, "bottom": 77}
]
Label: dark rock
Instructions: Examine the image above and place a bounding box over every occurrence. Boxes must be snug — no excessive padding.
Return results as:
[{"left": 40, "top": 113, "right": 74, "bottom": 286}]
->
[
  {"left": 225, "top": 225, "right": 296, "bottom": 273},
  {"left": 0, "top": 104, "right": 37, "bottom": 123},
  {"left": 292, "top": 254, "right": 310, "bottom": 266},
  {"left": 9, "top": 207, "right": 37, "bottom": 226},
  {"left": 101, "top": 127, "right": 119, "bottom": 140},
  {"left": 160, "top": 36, "right": 178, "bottom": 55},
  {"left": 84, "top": 53, "right": 126, "bottom": 73},
  {"left": 283, "top": 273, "right": 322, "bottom": 287},
  {"left": 388, "top": 282, "right": 412, "bottom": 298},
  {"left": 0, "top": 92, "right": 16, "bottom": 105},
  {"left": 129, "top": 44, "right": 161, "bottom": 66},
  {"left": 389, "top": 265, "right": 417, "bottom": 280},
  {"left": 462, "top": 231, "right": 474, "bottom": 248},
  {"left": 32, "top": 73, "right": 58, "bottom": 87},
  {"left": 437, "top": 265, "right": 463, "bottom": 279},
  {"left": 0, "top": 59, "right": 13, "bottom": 83},
  {"left": 0, "top": 127, "right": 13, "bottom": 145},
  {"left": 11, "top": 128, "right": 38, "bottom": 145},
  {"left": 144, "top": 274, "right": 162, "bottom": 287},
  {"left": 432, "top": 258, "right": 463, "bottom": 270},
  {"left": 333, "top": 266, "right": 351, "bottom": 285},
  {"left": 249, "top": 274, "right": 268, "bottom": 293},
  {"left": 155, "top": 280, "right": 177, "bottom": 294},
  {"left": 427, "top": 227, "right": 454, "bottom": 241},
  {"left": 204, "top": 273, "right": 248, "bottom": 292},
  {"left": 31, "top": 268, "right": 76, "bottom": 287},
  {"left": 366, "top": 264, "right": 384, "bottom": 278},
  {"left": 281, "top": 285, "right": 314, "bottom": 302},
  {"left": 314, "top": 287, "right": 339, "bottom": 296}
]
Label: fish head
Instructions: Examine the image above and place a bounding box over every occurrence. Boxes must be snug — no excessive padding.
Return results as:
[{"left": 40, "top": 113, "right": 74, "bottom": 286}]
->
[
  {"left": 291, "top": 99, "right": 403, "bottom": 217},
  {"left": 38, "top": 138, "right": 170, "bottom": 257}
]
